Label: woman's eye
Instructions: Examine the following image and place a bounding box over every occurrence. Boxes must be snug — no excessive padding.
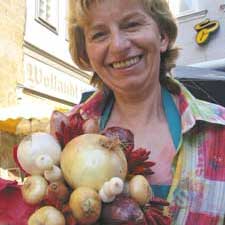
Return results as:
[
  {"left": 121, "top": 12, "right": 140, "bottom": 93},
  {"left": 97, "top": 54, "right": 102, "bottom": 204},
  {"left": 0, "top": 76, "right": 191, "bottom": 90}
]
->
[
  {"left": 91, "top": 32, "right": 106, "bottom": 40},
  {"left": 123, "top": 21, "right": 140, "bottom": 29}
]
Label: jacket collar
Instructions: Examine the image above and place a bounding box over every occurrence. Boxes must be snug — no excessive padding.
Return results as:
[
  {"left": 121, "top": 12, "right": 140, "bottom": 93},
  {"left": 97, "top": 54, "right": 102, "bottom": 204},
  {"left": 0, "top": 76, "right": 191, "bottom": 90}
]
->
[
  {"left": 80, "top": 80, "right": 225, "bottom": 134},
  {"left": 176, "top": 82, "right": 225, "bottom": 134}
]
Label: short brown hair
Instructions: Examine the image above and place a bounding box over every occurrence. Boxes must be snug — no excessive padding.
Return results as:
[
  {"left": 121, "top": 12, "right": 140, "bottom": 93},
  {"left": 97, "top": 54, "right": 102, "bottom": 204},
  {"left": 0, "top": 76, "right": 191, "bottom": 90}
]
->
[{"left": 68, "top": 0, "right": 180, "bottom": 94}]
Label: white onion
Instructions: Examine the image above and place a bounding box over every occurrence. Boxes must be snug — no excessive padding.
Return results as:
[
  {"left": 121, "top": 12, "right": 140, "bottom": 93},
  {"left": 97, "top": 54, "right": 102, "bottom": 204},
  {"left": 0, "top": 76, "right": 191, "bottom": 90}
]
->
[
  {"left": 35, "top": 154, "right": 54, "bottom": 171},
  {"left": 108, "top": 177, "right": 124, "bottom": 195},
  {"left": 44, "top": 165, "right": 63, "bottom": 182},
  {"left": 17, "top": 132, "right": 61, "bottom": 175},
  {"left": 28, "top": 206, "right": 65, "bottom": 225},
  {"left": 102, "top": 181, "right": 113, "bottom": 196},
  {"left": 21, "top": 175, "right": 48, "bottom": 204},
  {"left": 60, "top": 133, "right": 127, "bottom": 190},
  {"left": 99, "top": 188, "right": 115, "bottom": 203}
]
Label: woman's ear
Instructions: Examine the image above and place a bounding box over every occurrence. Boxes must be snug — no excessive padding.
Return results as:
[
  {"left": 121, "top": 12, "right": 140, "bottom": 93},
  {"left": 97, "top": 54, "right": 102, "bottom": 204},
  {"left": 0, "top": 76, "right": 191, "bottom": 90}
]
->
[{"left": 160, "top": 33, "right": 169, "bottom": 53}]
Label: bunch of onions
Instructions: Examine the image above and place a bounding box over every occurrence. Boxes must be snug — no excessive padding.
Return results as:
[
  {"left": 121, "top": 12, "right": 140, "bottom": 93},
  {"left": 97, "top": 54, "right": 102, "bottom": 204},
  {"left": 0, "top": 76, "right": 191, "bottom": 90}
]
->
[{"left": 60, "top": 134, "right": 128, "bottom": 190}]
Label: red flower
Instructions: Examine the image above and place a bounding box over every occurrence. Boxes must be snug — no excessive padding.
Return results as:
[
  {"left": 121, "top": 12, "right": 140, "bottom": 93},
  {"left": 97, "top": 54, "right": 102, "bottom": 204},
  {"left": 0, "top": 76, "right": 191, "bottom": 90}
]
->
[
  {"left": 144, "top": 197, "right": 171, "bottom": 225},
  {"left": 125, "top": 146, "right": 155, "bottom": 176},
  {"left": 55, "top": 113, "right": 84, "bottom": 148}
]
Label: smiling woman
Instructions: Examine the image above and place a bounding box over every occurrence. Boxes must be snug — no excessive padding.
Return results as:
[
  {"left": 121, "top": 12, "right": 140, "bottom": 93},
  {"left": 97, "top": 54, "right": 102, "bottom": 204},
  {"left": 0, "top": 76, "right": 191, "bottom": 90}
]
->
[
  {"left": 68, "top": 0, "right": 180, "bottom": 92},
  {"left": 84, "top": 1, "right": 169, "bottom": 96},
  {"left": 48, "top": 0, "right": 225, "bottom": 224}
]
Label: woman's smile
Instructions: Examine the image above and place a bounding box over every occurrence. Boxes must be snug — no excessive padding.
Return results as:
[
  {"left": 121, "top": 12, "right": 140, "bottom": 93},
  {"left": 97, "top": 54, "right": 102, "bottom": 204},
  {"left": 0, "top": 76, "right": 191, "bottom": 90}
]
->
[{"left": 110, "top": 55, "right": 143, "bottom": 69}]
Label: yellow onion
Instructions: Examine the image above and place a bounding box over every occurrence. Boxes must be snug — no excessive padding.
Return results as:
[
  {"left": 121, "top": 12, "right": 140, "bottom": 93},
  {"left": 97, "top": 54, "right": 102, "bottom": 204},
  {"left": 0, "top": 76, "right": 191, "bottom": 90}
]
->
[
  {"left": 129, "top": 175, "right": 153, "bottom": 206},
  {"left": 60, "top": 134, "right": 127, "bottom": 190},
  {"left": 69, "top": 186, "right": 101, "bottom": 225}
]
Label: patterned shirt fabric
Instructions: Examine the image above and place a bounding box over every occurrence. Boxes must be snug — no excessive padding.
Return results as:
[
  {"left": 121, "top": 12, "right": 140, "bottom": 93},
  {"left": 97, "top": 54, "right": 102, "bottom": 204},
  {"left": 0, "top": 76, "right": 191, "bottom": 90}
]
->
[
  {"left": 80, "top": 80, "right": 225, "bottom": 225},
  {"left": 167, "top": 83, "right": 225, "bottom": 225}
]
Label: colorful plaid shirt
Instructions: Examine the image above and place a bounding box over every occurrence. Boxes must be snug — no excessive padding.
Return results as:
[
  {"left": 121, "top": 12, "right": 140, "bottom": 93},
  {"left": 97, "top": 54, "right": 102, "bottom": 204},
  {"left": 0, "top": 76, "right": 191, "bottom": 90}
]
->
[
  {"left": 80, "top": 81, "right": 225, "bottom": 225},
  {"left": 167, "top": 83, "right": 225, "bottom": 225}
]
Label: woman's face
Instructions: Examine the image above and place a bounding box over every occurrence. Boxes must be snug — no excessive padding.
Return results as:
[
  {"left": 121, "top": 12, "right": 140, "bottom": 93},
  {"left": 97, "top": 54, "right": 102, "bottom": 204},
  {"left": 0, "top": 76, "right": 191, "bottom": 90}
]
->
[{"left": 84, "top": 0, "right": 169, "bottom": 95}]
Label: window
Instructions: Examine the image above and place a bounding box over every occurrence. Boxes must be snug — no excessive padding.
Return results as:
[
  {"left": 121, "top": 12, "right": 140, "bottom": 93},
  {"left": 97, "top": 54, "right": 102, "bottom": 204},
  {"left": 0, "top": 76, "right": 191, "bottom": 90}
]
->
[
  {"left": 65, "top": 0, "right": 69, "bottom": 41},
  {"left": 180, "top": 0, "right": 195, "bottom": 12},
  {"left": 168, "top": 0, "right": 198, "bottom": 16},
  {"left": 36, "top": 0, "right": 59, "bottom": 33}
]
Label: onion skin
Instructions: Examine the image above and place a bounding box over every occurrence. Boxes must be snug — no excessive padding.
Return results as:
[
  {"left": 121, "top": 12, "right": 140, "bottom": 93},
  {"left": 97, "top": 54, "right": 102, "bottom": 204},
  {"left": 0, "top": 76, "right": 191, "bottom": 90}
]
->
[
  {"left": 44, "top": 165, "right": 63, "bottom": 182},
  {"left": 69, "top": 187, "right": 102, "bottom": 225},
  {"left": 21, "top": 175, "right": 48, "bottom": 205},
  {"left": 35, "top": 154, "right": 54, "bottom": 171},
  {"left": 82, "top": 118, "right": 99, "bottom": 134},
  {"left": 44, "top": 181, "right": 70, "bottom": 208},
  {"left": 28, "top": 206, "right": 65, "bottom": 225},
  {"left": 102, "top": 127, "right": 134, "bottom": 150},
  {"left": 99, "top": 188, "right": 115, "bottom": 203},
  {"left": 61, "top": 204, "right": 78, "bottom": 225},
  {"left": 100, "top": 195, "right": 147, "bottom": 225},
  {"left": 50, "top": 111, "right": 69, "bottom": 139},
  {"left": 129, "top": 175, "right": 153, "bottom": 206},
  {"left": 60, "top": 134, "right": 127, "bottom": 190}
]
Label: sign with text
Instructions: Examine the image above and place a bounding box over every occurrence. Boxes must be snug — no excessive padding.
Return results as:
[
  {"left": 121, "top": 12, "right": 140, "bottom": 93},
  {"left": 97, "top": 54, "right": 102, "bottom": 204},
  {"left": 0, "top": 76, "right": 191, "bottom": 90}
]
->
[{"left": 23, "top": 54, "right": 94, "bottom": 104}]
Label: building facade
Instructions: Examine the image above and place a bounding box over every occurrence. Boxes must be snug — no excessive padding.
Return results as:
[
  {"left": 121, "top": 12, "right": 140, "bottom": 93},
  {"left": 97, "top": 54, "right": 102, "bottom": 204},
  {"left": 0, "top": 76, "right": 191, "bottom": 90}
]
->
[
  {"left": 0, "top": 0, "right": 93, "bottom": 110},
  {"left": 170, "top": 0, "right": 225, "bottom": 70},
  {"left": 167, "top": 0, "right": 225, "bottom": 107},
  {"left": 0, "top": 0, "right": 93, "bottom": 171}
]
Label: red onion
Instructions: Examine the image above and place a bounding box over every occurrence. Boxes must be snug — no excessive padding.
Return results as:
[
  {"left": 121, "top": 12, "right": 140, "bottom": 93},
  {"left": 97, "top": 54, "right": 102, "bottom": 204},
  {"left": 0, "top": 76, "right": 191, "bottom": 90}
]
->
[{"left": 100, "top": 195, "right": 147, "bottom": 225}]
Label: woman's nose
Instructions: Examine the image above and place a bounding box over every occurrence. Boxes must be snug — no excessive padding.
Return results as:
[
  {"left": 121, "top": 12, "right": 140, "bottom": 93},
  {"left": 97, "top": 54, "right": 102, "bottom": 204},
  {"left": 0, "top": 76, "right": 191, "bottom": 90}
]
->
[{"left": 109, "top": 31, "right": 130, "bottom": 54}]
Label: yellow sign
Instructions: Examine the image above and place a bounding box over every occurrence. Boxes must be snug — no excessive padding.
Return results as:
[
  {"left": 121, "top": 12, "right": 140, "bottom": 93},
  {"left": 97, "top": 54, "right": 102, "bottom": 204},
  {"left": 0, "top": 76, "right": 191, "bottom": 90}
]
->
[{"left": 194, "top": 19, "right": 219, "bottom": 45}]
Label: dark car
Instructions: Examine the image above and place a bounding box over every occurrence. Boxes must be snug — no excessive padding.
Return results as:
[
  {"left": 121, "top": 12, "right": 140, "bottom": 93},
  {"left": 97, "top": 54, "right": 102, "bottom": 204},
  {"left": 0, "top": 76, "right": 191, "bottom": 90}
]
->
[{"left": 173, "top": 66, "right": 225, "bottom": 107}]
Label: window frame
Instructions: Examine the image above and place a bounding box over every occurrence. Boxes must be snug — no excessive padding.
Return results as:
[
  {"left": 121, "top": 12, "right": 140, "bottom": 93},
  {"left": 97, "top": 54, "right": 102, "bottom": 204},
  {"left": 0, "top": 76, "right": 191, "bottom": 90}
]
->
[
  {"left": 35, "top": 0, "right": 59, "bottom": 34},
  {"left": 168, "top": 0, "right": 199, "bottom": 17}
]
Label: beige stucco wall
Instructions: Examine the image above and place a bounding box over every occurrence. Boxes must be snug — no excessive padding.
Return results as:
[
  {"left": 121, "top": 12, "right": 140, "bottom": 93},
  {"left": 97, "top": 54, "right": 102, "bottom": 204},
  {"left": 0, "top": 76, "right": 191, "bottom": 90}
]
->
[
  {"left": 0, "top": 0, "right": 26, "bottom": 108},
  {"left": 0, "top": 1, "right": 26, "bottom": 170},
  {"left": 0, "top": 0, "right": 92, "bottom": 172}
]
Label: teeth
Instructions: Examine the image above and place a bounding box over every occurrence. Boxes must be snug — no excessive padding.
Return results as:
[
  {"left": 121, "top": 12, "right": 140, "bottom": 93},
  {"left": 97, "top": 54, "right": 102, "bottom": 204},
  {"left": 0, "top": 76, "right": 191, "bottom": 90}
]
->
[{"left": 112, "top": 56, "right": 140, "bottom": 69}]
